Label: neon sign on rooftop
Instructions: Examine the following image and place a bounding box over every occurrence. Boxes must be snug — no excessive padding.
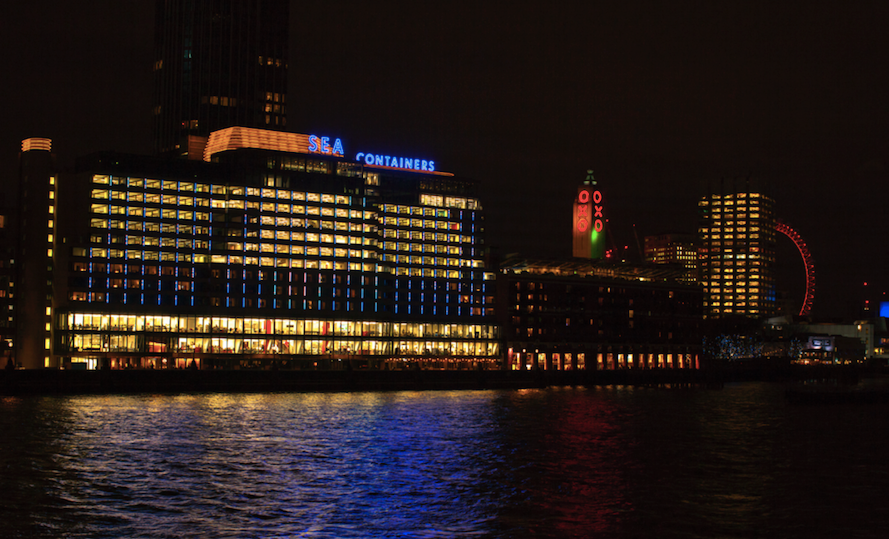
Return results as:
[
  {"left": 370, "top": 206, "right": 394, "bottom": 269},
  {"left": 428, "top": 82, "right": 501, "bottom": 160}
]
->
[{"left": 204, "top": 127, "right": 443, "bottom": 174}]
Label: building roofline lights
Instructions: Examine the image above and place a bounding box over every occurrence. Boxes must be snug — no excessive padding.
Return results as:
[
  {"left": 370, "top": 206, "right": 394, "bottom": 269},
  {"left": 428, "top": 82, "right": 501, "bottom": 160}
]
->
[
  {"left": 22, "top": 138, "right": 52, "bottom": 152},
  {"left": 204, "top": 127, "right": 316, "bottom": 161},
  {"left": 204, "top": 126, "right": 454, "bottom": 176}
]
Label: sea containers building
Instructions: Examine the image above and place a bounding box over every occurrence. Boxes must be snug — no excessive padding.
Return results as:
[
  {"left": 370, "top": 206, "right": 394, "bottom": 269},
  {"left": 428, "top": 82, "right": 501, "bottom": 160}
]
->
[{"left": 17, "top": 128, "right": 499, "bottom": 370}]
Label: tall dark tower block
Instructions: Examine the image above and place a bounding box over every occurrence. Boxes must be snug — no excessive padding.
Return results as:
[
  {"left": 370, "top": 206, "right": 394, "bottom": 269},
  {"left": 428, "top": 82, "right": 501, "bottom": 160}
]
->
[
  {"left": 16, "top": 139, "right": 57, "bottom": 368},
  {"left": 153, "top": 0, "right": 290, "bottom": 158}
]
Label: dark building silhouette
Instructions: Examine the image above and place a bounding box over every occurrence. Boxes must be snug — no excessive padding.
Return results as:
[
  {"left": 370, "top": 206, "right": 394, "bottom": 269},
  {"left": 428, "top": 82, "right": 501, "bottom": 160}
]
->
[
  {"left": 497, "top": 256, "right": 703, "bottom": 371},
  {"left": 153, "top": 0, "right": 290, "bottom": 158},
  {"left": 13, "top": 139, "right": 57, "bottom": 368},
  {"left": 0, "top": 172, "right": 22, "bottom": 365}
]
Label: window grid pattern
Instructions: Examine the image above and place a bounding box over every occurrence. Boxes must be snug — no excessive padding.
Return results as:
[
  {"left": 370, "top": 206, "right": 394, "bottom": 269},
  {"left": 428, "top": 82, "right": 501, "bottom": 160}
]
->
[{"left": 699, "top": 191, "right": 776, "bottom": 317}]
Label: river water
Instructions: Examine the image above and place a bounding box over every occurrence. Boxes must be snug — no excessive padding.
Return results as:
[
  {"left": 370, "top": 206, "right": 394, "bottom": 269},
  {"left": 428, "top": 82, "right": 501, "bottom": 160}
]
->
[{"left": 1, "top": 383, "right": 887, "bottom": 538}]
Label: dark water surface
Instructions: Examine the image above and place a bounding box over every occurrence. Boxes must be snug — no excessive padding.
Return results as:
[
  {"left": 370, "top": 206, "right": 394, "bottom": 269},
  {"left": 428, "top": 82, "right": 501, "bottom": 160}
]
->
[{"left": 2, "top": 383, "right": 888, "bottom": 538}]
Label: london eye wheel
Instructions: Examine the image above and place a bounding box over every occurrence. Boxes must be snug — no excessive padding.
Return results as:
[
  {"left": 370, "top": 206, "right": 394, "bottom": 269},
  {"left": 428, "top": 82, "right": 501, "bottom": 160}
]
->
[{"left": 775, "top": 221, "right": 815, "bottom": 317}]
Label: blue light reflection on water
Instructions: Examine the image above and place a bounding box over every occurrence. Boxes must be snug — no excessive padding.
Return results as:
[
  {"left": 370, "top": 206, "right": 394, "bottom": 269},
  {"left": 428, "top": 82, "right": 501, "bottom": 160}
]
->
[{"left": 2, "top": 384, "right": 889, "bottom": 538}]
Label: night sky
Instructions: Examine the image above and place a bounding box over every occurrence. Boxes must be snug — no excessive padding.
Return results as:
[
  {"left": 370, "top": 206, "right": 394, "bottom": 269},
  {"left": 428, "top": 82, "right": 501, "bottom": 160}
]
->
[{"left": 2, "top": 1, "right": 887, "bottom": 318}]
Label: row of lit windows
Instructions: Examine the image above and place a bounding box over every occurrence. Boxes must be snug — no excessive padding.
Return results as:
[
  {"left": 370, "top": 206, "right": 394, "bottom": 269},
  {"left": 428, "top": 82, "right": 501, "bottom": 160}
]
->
[
  {"left": 95, "top": 175, "right": 209, "bottom": 192},
  {"left": 45, "top": 176, "right": 57, "bottom": 364},
  {"left": 701, "top": 224, "right": 761, "bottom": 230},
  {"left": 91, "top": 201, "right": 379, "bottom": 222},
  {"left": 90, "top": 206, "right": 473, "bottom": 240},
  {"left": 71, "top": 265, "right": 415, "bottom": 281},
  {"left": 382, "top": 242, "right": 462, "bottom": 255},
  {"left": 86, "top": 247, "right": 376, "bottom": 262},
  {"left": 705, "top": 212, "right": 769, "bottom": 218},
  {"left": 75, "top": 274, "right": 485, "bottom": 294},
  {"left": 274, "top": 157, "right": 362, "bottom": 177},
  {"left": 704, "top": 276, "right": 763, "bottom": 283},
  {"left": 255, "top": 217, "right": 375, "bottom": 232},
  {"left": 81, "top": 248, "right": 480, "bottom": 277},
  {"left": 89, "top": 234, "right": 377, "bottom": 249},
  {"left": 200, "top": 96, "right": 238, "bottom": 107},
  {"left": 380, "top": 255, "right": 483, "bottom": 268},
  {"left": 705, "top": 229, "right": 773, "bottom": 237},
  {"left": 86, "top": 238, "right": 478, "bottom": 260},
  {"left": 66, "top": 334, "right": 499, "bottom": 358},
  {"left": 702, "top": 234, "right": 761, "bottom": 240},
  {"left": 90, "top": 240, "right": 377, "bottom": 258},
  {"left": 711, "top": 259, "right": 765, "bottom": 264},
  {"left": 91, "top": 177, "right": 476, "bottom": 241},
  {"left": 381, "top": 216, "right": 464, "bottom": 230},
  {"left": 706, "top": 257, "right": 770, "bottom": 264},
  {"left": 67, "top": 292, "right": 489, "bottom": 316},
  {"left": 225, "top": 239, "right": 370, "bottom": 252},
  {"left": 706, "top": 215, "right": 765, "bottom": 223},
  {"left": 229, "top": 246, "right": 374, "bottom": 258},
  {"left": 706, "top": 283, "right": 773, "bottom": 290},
  {"left": 702, "top": 192, "right": 766, "bottom": 201},
  {"left": 416, "top": 195, "right": 481, "bottom": 210},
  {"left": 381, "top": 229, "right": 473, "bottom": 244},
  {"left": 704, "top": 234, "right": 762, "bottom": 240},
  {"left": 100, "top": 237, "right": 205, "bottom": 249},
  {"left": 63, "top": 313, "right": 498, "bottom": 339},
  {"left": 73, "top": 263, "right": 191, "bottom": 275},
  {"left": 86, "top": 177, "right": 483, "bottom": 274},
  {"left": 703, "top": 227, "right": 760, "bottom": 233},
  {"left": 91, "top": 213, "right": 379, "bottom": 237},
  {"left": 91, "top": 220, "right": 211, "bottom": 235},
  {"left": 92, "top": 204, "right": 209, "bottom": 221},
  {"left": 702, "top": 209, "right": 771, "bottom": 215},
  {"left": 92, "top": 190, "right": 371, "bottom": 217},
  {"left": 70, "top": 286, "right": 490, "bottom": 313},
  {"left": 706, "top": 242, "right": 769, "bottom": 249},
  {"left": 82, "top": 240, "right": 480, "bottom": 269},
  {"left": 705, "top": 205, "right": 769, "bottom": 211},
  {"left": 705, "top": 288, "right": 763, "bottom": 294},
  {"left": 94, "top": 176, "right": 356, "bottom": 205},
  {"left": 707, "top": 271, "right": 765, "bottom": 277},
  {"left": 701, "top": 225, "right": 759, "bottom": 231},
  {"left": 253, "top": 228, "right": 369, "bottom": 240}
]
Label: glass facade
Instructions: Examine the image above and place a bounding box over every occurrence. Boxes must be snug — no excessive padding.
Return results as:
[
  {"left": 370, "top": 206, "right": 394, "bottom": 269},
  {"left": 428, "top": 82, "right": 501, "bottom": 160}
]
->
[{"left": 153, "top": 0, "right": 290, "bottom": 156}]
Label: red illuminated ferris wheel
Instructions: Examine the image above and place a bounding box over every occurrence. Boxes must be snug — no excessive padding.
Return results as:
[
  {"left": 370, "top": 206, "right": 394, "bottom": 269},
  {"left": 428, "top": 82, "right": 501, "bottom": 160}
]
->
[{"left": 775, "top": 220, "right": 815, "bottom": 317}]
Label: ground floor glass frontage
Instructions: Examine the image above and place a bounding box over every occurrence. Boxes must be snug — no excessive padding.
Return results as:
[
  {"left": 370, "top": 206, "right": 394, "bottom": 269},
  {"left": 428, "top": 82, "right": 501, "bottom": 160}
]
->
[
  {"left": 506, "top": 347, "right": 700, "bottom": 371},
  {"left": 57, "top": 312, "right": 500, "bottom": 370}
]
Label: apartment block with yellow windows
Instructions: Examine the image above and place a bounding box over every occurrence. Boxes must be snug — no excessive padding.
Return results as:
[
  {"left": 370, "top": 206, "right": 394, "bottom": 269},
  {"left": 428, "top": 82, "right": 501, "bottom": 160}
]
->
[{"left": 698, "top": 179, "right": 777, "bottom": 318}]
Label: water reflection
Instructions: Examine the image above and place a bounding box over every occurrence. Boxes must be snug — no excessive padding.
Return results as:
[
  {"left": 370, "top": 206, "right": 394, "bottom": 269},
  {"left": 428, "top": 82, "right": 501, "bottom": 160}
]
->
[
  {"left": 485, "top": 387, "right": 636, "bottom": 536},
  {"left": 2, "top": 385, "right": 889, "bottom": 538}
]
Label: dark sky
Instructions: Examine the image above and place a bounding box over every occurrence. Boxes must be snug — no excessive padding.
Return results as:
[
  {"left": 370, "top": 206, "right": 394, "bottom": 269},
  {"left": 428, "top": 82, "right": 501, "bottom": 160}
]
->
[{"left": 2, "top": 1, "right": 888, "bottom": 318}]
